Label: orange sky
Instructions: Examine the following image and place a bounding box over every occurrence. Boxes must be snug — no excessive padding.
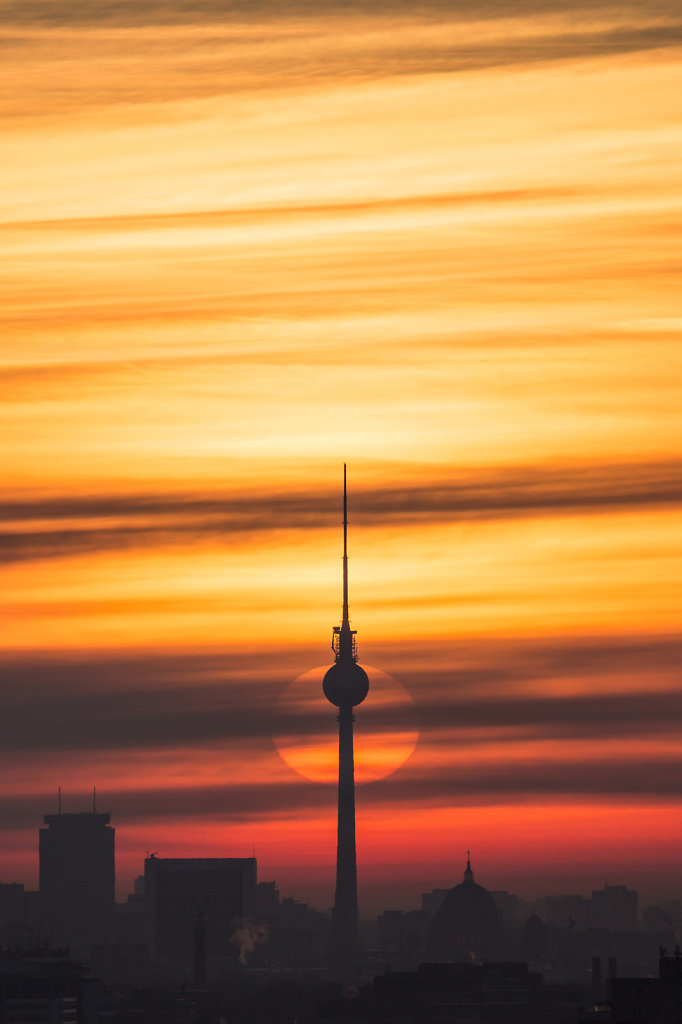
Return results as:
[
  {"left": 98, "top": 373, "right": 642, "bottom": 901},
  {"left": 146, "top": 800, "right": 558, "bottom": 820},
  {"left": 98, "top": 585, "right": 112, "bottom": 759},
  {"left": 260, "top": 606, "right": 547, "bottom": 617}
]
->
[{"left": 1, "top": 0, "right": 681, "bottom": 915}]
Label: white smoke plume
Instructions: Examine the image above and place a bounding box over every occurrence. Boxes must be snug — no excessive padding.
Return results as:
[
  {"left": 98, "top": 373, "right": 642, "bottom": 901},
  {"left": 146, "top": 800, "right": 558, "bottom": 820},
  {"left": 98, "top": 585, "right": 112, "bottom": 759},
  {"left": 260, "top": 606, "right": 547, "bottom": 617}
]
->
[{"left": 229, "top": 921, "right": 268, "bottom": 965}]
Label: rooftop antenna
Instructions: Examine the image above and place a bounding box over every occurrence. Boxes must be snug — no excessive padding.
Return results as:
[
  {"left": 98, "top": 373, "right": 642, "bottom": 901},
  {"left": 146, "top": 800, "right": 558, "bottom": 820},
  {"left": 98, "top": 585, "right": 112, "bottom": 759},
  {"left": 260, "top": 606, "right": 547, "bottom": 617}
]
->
[
  {"left": 330, "top": 464, "right": 357, "bottom": 663},
  {"left": 58, "top": 786, "right": 62, "bottom": 814},
  {"left": 342, "top": 462, "right": 349, "bottom": 630},
  {"left": 93, "top": 786, "right": 97, "bottom": 813}
]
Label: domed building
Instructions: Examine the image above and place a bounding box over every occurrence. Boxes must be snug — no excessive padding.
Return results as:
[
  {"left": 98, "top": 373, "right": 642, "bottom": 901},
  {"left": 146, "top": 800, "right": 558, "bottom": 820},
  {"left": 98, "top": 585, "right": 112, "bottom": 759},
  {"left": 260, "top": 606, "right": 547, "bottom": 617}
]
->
[{"left": 426, "top": 854, "right": 502, "bottom": 962}]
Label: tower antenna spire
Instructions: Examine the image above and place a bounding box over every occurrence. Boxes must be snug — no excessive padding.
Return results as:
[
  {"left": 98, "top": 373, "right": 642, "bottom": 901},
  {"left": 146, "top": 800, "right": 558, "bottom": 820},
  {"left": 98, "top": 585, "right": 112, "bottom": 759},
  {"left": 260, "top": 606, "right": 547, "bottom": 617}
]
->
[
  {"left": 342, "top": 463, "right": 349, "bottom": 629},
  {"left": 331, "top": 465, "right": 358, "bottom": 663}
]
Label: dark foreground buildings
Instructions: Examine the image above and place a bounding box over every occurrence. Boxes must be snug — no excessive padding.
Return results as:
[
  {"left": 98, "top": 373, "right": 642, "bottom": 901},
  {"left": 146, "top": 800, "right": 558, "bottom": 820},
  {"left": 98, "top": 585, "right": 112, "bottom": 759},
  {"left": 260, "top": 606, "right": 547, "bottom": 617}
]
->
[
  {"left": 611, "top": 953, "right": 682, "bottom": 1024},
  {"left": 317, "top": 961, "right": 582, "bottom": 1024},
  {"left": 317, "top": 954, "right": 682, "bottom": 1023},
  {"left": 0, "top": 949, "right": 97, "bottom": 1024}
]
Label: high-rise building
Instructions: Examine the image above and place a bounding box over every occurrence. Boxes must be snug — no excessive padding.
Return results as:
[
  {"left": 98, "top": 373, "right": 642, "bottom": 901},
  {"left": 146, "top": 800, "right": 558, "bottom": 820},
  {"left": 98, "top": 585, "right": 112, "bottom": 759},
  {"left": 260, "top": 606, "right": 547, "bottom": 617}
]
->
[
  {"left": 143, "top": 856, "right": 257, "bottom": 968},
  {"left": 39, "top": 799, "right": 115, "bottom": 953},
  {"left": 322, "top": 466, "right": 369, "bottom": 964}
]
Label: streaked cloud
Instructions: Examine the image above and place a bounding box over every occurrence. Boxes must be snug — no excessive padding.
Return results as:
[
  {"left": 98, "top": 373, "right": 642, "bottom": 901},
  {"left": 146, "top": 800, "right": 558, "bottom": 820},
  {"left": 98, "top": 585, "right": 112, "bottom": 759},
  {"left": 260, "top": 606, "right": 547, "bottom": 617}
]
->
[
  {"left": 2, "top": 459, "right": 681, "bottom": 566},
  {"left": 1, "top": 634, "right": 679, "bottom": 770}
]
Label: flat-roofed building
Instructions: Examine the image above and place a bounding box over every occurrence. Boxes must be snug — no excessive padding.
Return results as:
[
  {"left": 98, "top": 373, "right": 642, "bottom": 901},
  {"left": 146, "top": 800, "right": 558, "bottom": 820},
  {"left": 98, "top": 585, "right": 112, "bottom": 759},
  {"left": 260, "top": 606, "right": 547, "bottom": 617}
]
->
[{"left": 144, "top": 856, "right": 257, "bottom": 969}]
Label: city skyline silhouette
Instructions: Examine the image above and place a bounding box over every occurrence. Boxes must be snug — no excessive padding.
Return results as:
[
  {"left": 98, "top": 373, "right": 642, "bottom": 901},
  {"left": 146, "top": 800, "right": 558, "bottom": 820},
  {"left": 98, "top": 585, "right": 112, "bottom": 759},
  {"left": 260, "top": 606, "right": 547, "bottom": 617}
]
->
[{"left": 10, "top": 793, "right": 682, "bottom": 1024}]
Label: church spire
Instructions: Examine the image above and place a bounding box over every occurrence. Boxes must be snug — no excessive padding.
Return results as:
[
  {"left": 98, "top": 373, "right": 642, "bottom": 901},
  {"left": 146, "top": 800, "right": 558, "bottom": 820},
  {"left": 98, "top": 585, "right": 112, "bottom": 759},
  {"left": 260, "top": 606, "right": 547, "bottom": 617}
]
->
[{"left": 464, "top": 851, "right": 474, "bottom": 883}]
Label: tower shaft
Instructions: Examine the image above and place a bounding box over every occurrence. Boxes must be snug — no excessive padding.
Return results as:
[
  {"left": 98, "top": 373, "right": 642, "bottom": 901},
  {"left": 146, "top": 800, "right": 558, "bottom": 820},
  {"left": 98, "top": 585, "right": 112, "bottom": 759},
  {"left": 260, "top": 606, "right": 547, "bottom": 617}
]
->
[{"left": 332, "top": 704, "right": 359, "bottom": 958}]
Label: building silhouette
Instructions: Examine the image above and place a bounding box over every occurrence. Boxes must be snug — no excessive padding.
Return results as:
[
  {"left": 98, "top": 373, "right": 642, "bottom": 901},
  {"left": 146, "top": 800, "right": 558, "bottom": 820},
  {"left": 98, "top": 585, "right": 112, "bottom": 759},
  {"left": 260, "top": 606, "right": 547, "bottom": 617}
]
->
[
  {"left": 0, "top": 949, "right": 98, "bottom": 1024},
  {"left": 39, "top": 796, "right": 114, "bottom": 953},
  {"left": 318, "top": 961, "right": 582, "bottom": 1023},
  {"left": 143, "top": 856, "right": 257, "bottom": 969},
  {"left": 427, "top": 853, "right": 502, "bottom": 962},
  {"left": 323, "top": 466, "right": 369, "bottom": 964},
  {"left": 254, "top": 883, "right": 331, "bottom": 968},
  {"left": 610, "top": 953, "right": 682, "bottom": 1023},
  {"left": 591, "top": 884, "right": 638, "bottom": 931}
]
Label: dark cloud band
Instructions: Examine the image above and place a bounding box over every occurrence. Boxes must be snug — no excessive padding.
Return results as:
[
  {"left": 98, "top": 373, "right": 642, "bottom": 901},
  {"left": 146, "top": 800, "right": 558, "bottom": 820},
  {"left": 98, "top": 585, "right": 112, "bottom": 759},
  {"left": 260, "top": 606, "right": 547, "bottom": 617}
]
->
[
  {"left": 1, "top": 634, "right": 679, "bottom": 755},
  {"left": 2, "top": 458, "right": 681, "bottom": 564}
]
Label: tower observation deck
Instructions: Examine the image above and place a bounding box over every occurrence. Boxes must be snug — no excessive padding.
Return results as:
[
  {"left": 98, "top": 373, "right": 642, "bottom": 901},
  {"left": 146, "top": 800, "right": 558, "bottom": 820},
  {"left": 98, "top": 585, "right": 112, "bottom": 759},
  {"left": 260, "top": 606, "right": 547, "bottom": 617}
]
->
[{"left": 323, "top": 465, "right": 369, "bottom": 965}]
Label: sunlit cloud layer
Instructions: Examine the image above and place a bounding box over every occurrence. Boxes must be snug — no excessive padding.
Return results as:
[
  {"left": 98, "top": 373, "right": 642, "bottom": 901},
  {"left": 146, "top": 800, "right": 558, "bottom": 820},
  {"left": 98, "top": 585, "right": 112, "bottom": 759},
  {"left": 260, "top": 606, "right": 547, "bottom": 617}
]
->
[{"left": 1, "top": 0, "right": 681, "bottom": 907}]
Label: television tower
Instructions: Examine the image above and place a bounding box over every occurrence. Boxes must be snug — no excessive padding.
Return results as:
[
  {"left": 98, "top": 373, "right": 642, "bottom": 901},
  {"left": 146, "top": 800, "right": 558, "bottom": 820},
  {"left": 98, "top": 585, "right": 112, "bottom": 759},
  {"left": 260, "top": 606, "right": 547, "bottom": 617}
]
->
[{"left": 323, "top": 465, "right": 369, "bottom": 963}]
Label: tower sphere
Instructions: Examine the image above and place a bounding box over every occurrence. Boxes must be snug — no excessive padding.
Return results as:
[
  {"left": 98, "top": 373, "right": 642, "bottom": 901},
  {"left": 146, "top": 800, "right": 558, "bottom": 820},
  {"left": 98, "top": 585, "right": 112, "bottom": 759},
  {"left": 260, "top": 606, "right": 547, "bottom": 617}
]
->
[{"left": 323, "top": 661, "right": 369, "bottom": 708}]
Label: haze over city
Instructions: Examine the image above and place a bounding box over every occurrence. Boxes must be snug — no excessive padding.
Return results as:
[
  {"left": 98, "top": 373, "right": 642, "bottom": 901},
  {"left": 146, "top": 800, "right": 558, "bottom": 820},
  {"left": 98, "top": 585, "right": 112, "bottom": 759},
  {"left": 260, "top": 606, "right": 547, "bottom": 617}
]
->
[{"left": 1, "top": 0, "right": 682, "bottom": 924}]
